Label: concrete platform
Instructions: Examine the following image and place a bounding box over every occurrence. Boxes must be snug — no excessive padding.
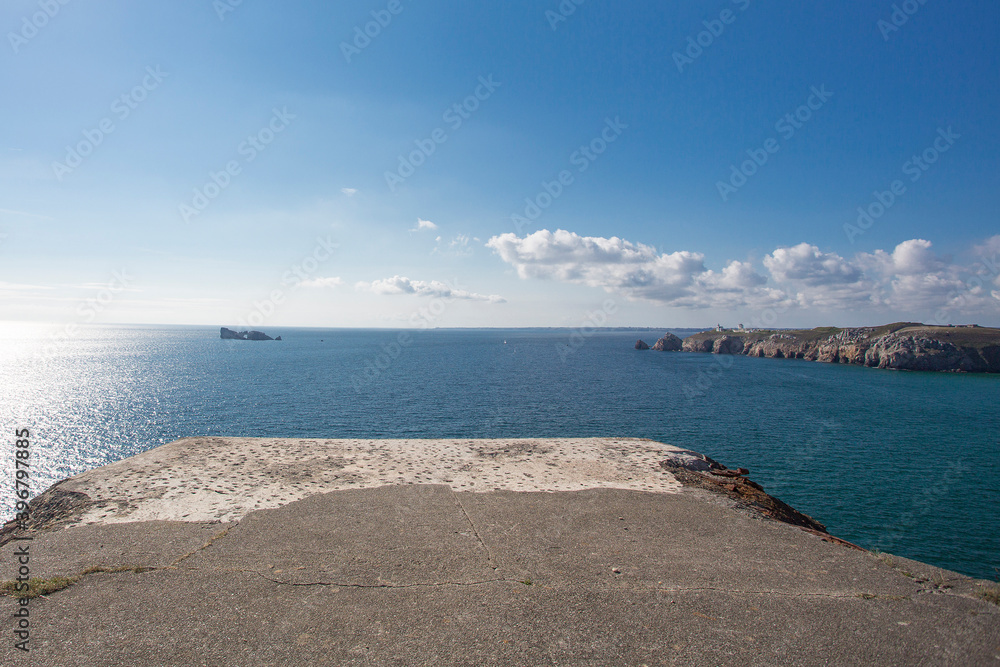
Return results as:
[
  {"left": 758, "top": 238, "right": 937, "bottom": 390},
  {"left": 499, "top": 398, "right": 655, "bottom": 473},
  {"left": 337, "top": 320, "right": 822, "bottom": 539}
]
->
[{"left": 1, "top": 438, "right": 998, "bottom": 665}]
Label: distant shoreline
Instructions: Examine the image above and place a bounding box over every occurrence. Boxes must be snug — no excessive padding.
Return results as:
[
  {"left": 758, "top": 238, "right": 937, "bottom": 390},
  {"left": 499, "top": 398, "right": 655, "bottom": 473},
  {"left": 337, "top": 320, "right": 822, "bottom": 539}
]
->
[{"left": 637, "top": 322, "right": 1000, "bottom": 373}]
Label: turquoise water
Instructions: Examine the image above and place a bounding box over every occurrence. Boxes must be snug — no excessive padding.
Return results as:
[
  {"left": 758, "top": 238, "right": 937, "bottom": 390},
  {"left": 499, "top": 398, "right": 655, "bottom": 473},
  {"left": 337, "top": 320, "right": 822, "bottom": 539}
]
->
[{"left": 1, "top": 323, "right": 998, "bottom": 580}]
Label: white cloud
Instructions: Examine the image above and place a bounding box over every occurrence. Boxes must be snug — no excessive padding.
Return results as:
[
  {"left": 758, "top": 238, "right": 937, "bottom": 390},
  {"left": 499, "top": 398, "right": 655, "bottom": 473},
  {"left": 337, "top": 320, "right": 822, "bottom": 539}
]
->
[
  {"left": 857, "top": 239, "right": 942, "bottom": 276},
  {"left": 486, "top": 229, "right": 778, "bottom": 308},
  {"left": 974, "top": 235, "right": 1000, "bottom": 258},
  {"left": 853, "top": 239, "right": 964, "bottom": 310},
  {"left": 411, "top": 218, "right": 438, "bottom": 232},
  {"left": 357, "top": 275, "right": 505, "bottom": 303},
  {"left": 890, "top": 238, "right": 942, "bottom": 275},
  {"left": 972, "top": 235, "right": 1000, "bottom": 296},
  {"left": 487, "top": 229, "right": 1000, "bottom": 317},
  {"left": 763, "top": 243, "right": 861, "bottom": 285},
  {"left": 762, "top": 243, "right": 873, "bottom": 308},
  {"left": 340, "top": 188, "right": 358, "bottom": 197},
  {"left": 300, "top": 276, "right": 344, "bottom": 288}
]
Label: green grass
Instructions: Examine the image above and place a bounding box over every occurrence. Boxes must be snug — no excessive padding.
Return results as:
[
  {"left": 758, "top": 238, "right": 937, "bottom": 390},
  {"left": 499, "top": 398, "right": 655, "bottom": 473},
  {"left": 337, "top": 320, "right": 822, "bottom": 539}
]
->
[
  {"left": 977, "top": 585, "right": 1000, "bottom": 606},
  {"left": 686, "top": 322, "right": 1000, "bottom": 349},
  {"left": 0, "top": 576, "right": 78, "bottom": 599},
  {"left": 0, "top": 564, "right": 155, "bottom": 599},
  {"left": 893, "top": 325, "right": 1000, "bottom": 349},
  {"left": 872, "top": 550, "right": 893, "bottom": 564}
]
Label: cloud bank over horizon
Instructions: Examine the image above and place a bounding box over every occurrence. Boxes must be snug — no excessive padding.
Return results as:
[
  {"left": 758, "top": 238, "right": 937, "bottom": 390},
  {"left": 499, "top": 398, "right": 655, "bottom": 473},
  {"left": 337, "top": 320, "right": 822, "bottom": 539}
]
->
[{"left": 487, "top": 230, "right": 1000, "bottom": 321}]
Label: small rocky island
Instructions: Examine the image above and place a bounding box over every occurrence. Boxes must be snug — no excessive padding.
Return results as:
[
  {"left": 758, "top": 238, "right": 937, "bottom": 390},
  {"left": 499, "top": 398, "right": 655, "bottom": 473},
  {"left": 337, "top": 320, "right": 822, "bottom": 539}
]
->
[
  {"left": 634, "top": 332, "right": 683, "bottom": 352},
  {"left": 220, "top": 327, "right": 280, "bottom": 341},
  {"left": 637, "top": 323, "right": 1000, "bottom": 373}
]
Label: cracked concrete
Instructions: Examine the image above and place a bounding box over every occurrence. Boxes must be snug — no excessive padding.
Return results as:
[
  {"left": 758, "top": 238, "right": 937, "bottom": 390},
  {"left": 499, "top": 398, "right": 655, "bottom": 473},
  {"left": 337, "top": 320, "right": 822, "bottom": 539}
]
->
[
  {"left": 168, "top": 526, "right": 234, "bottom": 568},
  {"left": 251, "top": 571, "right": 507, "bottom": 590},
  {"left": 3, "top": 486, "right": 998, "bottom": 666},
  {"left": 450, "top": 487, "right": 499, "bottom": 573},
  {"left": 1, "top": 438, "right": 998, "bottom": 665}
]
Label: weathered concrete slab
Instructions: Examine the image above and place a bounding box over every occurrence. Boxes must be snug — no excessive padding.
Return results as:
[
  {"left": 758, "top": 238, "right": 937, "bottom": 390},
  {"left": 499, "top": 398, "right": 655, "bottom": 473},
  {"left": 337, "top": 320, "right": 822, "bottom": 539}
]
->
[
  {"left": 457, "top": 488, "right": 920, "bottom": 598},
  {"left": 0, "top": 521, "right": 231, "bottom": 579},
  {"left": 181, "top": 484, "right": 499, "bottom": 586},
  {"left": 1, "top": 438, "right": 997, "bottom": 665},
  {"left": 21, "top": 568, "right": 1000, "bottom": 667}
]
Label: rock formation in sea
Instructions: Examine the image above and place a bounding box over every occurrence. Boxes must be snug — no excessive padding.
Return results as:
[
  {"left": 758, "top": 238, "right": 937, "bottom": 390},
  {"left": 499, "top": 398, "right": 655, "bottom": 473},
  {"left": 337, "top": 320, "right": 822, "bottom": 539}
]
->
[
  {"left": 651, "top": 333, "right": 683, "bottom": 351},
  {"left": 220, "top": 327, "right": 275, "bottom": 341},
  {"left": 634, "top": 339, "right": 650, "bottom": 350},
  {"left": 676, "top": 323, "right": 1000, "bottom": 373}
]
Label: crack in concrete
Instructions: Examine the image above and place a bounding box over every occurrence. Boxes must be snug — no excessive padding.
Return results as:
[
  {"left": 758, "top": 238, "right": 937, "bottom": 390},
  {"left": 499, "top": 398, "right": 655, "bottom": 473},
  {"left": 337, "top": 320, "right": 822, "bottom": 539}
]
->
[
  {"left": 449, "top": 490, "right": 499, "bottom": 573},
  {"left": 15, "top": 565, "right": 999, "bottom": 617},
  {"left": 653, "top": 586, "right": 914, "bottom": 600},
  {"left": 168, "top": 525, "right": 234, "bottom": 568},
  {"left": 251, "top": 570, "right": 506, "bottom": 589}
]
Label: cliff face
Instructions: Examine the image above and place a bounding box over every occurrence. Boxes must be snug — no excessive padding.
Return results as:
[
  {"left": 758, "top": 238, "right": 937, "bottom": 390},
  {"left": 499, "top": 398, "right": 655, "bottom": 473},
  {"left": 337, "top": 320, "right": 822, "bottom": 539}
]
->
[{"left": 681, "top": 324, "right": 1000, "bottom": 373}]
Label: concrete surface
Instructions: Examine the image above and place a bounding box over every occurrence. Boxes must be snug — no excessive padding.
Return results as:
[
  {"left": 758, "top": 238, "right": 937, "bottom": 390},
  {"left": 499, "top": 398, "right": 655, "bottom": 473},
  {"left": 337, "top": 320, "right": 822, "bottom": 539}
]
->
[{"left": 1, "top": 438, "right": 998, "bottom": 665}]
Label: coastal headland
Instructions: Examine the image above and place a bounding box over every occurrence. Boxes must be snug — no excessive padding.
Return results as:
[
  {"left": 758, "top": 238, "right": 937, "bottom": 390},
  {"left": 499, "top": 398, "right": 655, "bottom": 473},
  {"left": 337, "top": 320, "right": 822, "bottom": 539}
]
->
[
  {"left": 638, "top": 322, "right": 1000, "bottom": 372},
  {"left": 1, "top": 437, "right": 997, "bottom": 665}
]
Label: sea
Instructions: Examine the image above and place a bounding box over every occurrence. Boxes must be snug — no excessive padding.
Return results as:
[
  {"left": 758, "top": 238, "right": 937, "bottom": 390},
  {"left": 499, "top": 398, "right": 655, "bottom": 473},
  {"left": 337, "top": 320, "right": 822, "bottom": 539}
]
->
[{"left": 1, "top": 323, "right": 998, "bottom": 581}]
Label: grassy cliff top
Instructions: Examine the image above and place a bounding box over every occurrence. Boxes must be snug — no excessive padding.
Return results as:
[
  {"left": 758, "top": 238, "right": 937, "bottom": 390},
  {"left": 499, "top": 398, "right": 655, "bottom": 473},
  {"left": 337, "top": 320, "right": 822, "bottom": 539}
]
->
[{"left": 686, "top": 323, "right": 1000, "bottom": 349}]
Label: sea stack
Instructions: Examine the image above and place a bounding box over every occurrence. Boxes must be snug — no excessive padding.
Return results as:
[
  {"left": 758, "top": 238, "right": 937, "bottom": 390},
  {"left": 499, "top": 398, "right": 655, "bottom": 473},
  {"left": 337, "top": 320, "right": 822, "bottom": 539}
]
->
[
  {"left": 220, "top": 327, "right": 275, "bottom": 341},
  {"left": 651, "top": 333, "right": 683, "bottom": 351}
]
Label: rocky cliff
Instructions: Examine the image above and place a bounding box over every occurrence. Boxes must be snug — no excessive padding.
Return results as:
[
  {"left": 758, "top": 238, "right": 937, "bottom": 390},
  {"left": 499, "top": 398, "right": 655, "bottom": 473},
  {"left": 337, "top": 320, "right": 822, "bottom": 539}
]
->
[
  {"left": 220, "top": 327, "right": 276, "bottom": 341},
  {"left": 651, "top": 333, "right": 683, "bottom": 351},
  {"left": 679, "top": 323, "right": 1000, "bottom": 373}
]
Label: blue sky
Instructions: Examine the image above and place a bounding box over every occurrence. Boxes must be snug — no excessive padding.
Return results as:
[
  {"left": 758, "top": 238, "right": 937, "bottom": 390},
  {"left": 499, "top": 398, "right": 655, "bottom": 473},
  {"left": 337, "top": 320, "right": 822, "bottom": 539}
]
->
[{"left": 2, "top": 0, "right": 999, "bottom": 328}]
